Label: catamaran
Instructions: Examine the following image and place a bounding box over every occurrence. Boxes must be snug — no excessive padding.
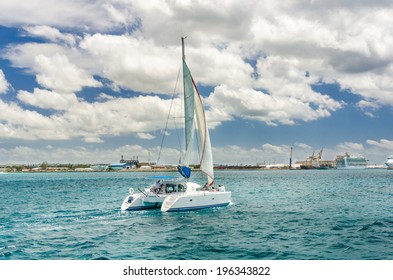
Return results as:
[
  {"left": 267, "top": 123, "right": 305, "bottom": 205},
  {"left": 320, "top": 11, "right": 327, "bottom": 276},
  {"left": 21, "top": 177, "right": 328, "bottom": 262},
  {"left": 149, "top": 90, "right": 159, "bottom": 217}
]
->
[{"left": 121, "top": 37, "right": 232, "bottom": 212}]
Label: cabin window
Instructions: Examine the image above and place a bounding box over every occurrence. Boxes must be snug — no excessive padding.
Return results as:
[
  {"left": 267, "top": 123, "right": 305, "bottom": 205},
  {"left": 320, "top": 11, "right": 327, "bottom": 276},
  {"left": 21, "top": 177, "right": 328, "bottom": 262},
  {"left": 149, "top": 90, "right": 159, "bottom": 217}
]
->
[
  {"left": 178, "top": 184, "right": 185, "bottom": 192},
  {"left": 165, "top": 184, "right": 175, "bottom": 193}
]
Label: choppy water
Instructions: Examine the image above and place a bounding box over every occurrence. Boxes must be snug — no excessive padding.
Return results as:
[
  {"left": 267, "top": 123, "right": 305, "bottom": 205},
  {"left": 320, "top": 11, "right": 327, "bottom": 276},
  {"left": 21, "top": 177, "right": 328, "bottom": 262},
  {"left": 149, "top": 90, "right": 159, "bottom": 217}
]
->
[{"left": 1, "top": 169, "right": 392, "bottom": 260}]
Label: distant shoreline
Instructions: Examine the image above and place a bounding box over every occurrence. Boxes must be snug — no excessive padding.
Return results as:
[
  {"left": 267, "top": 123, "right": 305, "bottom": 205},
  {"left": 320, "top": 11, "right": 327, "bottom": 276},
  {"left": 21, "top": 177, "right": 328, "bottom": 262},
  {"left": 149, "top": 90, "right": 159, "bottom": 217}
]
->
[
  {"left": 0, "top": 165, "right": 282, "bottom": 173},
  {"left": 1, "top": 164, "right": 388, "bottom": 173}
]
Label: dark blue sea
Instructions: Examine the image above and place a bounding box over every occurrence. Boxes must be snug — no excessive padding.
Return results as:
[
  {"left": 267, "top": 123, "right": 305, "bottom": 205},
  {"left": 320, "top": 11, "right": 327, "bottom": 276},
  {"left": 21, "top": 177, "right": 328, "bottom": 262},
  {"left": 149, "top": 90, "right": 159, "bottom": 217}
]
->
[{"left": 1, "top": 170, "right": 392, "bottom": 260}]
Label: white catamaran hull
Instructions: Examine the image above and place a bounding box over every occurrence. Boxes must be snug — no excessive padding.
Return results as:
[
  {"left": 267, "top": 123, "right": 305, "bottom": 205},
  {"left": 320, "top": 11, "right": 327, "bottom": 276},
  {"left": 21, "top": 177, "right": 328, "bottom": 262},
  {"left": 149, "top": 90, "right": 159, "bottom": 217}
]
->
[
  {"left": 161, "top": 191, "right": 231, "bottom": 212},
  {"left": 121, "top": 193, "right": 164, "bottom": 211}
]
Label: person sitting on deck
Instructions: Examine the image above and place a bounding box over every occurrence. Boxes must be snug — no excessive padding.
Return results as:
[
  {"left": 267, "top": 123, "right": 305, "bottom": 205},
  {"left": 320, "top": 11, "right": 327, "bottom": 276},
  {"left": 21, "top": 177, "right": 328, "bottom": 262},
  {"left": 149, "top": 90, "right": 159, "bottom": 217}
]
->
[{"left": 152, "top": 180, "right": 161, "bottom": 193}]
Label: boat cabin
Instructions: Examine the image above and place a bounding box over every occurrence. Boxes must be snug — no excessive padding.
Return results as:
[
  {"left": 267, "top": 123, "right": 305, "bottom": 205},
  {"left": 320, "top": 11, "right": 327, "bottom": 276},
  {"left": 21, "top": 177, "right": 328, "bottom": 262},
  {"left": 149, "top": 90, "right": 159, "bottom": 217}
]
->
[{"left": 151, "top": 181, "right": 187, "bottom": 194}]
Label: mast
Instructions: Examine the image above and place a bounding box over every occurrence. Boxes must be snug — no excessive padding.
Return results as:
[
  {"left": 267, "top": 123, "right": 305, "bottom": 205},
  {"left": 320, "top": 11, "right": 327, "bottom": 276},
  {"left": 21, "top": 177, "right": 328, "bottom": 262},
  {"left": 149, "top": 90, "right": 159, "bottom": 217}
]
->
[
  {"left": 181, "top": 36, "right": 186, "bottom": 61},
  {"left": 181, "top": 36, "right": 187, "bottom": 112}
]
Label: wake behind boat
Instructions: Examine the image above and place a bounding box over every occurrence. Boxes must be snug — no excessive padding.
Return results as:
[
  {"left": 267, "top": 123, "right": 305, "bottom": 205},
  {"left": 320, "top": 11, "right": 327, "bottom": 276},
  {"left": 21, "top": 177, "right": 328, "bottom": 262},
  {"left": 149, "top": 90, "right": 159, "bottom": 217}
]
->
[{"left": 121, "top": 37, "right": 231, "bottom": 212}]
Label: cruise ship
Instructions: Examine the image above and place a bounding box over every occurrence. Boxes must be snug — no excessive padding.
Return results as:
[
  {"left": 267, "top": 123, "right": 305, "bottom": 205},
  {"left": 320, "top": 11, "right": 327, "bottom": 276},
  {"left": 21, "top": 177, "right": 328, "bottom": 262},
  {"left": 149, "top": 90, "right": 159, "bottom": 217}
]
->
[
  {"left": 386, "top": 156, "right": 393, "bottom": 169},
  {"left": 335, "top": 152, "right": 368, "bottom": 169}
]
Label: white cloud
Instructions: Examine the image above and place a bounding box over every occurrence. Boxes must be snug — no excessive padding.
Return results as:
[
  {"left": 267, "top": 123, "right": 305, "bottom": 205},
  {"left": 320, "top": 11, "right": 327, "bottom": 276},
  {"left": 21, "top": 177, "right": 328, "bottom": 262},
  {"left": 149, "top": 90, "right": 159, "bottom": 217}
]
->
[
  {"left": 336, "top": 142, "right": 365, "bottom": 153},
  {"left": 0, "top": 0, "right": 134, "bottom": 31},
  {"left": 23, "top": 25, "right": 78, "bottom": 46},
  {"left": 2, "top": 43, "right": 102, "bottom": 93},
  {"left": 2, "top": 0, "right": 393, "bottom": 111},
  {"left": 0, "top": 144, "right": 179, "bottom": 165},
  {"left": 206, "top": 84, "right": 342, "bottom": 126},
  {"left": 366, "top": 139, "right": 393, "bottom": 150},
  {"left": 0, "top": 91, "right": 180, "bottom": 142},
  {"left": 1, "top": 0, "right": 393, "bottom": 166},
  {"left": 262, "top": 143, "right": 289, "bottom": 154},
  {"left": 363, "top": 139, "right": 393, "bottom": 163},
  {"left": 79, "top": 34, "right": 180, "bottom": 94},
  {"left": 0, "top": 100, "right": 70, "bottom": 140},
  {"left": 102, "top": 3, "right": 136, "bottom": 29},
  {"left": 34, "top": 53, "right": 102, "bottom": 93},
  {"left": 295, "top": 143, "right": 312, "bottom": 150},
  {"left": 0, "top": 69, "right": 10, "bottom": 94},
  {"left": 83, "top": 136, "right": 104, "bottom": 143},
  {"left": 137, "top": 132, "right": 156, "bottom": 140},
  {"left": 3, "top": 43, "right": 69, "bottom": 70},
  {"left": 17, "top": 88, "right": 78, "bottom": 110}
]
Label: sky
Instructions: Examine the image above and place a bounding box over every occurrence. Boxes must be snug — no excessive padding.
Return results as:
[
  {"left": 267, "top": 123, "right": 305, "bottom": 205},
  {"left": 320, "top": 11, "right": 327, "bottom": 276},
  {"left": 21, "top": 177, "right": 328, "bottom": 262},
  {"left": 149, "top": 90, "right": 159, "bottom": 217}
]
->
[{"left": 0, "top": 0, "right": 393, "bottom": 166}]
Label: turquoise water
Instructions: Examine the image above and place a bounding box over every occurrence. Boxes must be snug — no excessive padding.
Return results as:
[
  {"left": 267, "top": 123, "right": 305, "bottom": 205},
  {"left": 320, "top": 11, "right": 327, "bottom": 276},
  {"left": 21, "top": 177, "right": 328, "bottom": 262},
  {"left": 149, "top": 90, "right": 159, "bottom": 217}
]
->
[{"left": 1, "top": 170, "right": 392, "bottom": 260}]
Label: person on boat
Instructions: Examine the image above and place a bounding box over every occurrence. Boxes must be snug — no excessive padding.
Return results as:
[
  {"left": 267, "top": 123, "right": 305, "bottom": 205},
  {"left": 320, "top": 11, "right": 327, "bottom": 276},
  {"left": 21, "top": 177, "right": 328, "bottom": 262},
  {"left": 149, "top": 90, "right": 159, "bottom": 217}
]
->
[
  {"left": 152, "top": 180, "right": 161, "bottom": 193},
  {"left": 158, "top": 183, "right": 164, "bottom": 194}
]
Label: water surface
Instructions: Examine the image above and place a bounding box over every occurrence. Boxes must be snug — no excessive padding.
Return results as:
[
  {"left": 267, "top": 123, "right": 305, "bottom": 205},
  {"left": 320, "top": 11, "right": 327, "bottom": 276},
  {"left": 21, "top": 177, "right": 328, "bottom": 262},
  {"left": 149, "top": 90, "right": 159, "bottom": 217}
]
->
[{"left": 1, "top": 170, "right": 392, "bottom": 259}]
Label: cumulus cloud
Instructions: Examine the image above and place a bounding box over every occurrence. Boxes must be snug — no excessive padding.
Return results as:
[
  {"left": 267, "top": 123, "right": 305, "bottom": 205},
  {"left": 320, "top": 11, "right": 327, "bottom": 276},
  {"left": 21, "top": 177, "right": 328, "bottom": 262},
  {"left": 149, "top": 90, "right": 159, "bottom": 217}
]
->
[
  {"left": 206, "top": 84, "right": 342, "bottom": 126},
  {"left": 295, "top": 143, "right": 313, "bottom": 150},
  {"left": 23, "top": 25, "right": 78, "bottom": 46},
  {"left": 137, "top": 132, "right": 156, "bottom": 140},
  {"left": 0, "top": 0, "right": 134, "bottom": 31},
  {"left": 366, "top": 139, "right": 393, "bottom": 150},
  {"left": 17, "top": 88, "right": 78, "bottom": 110},
  {"left": 336, "top": 142, "right": 365, "bottom": 153},
  {"left": 0, "top": 100, "right": 70, "bottom": 140},
  {"left": 262, "top": 143, "right": 290, "bottom": 154},
  {"left": 2, "top": 0, "right": 393, "bottom": 111},
  {"left": 1, "top": 0, "right": 393, "bottom": 165},
  {"left": 363, "top": 139, "right": 393, "bottom": 163},
  {"left": 2, "top": 43, "right": 101, "bottom": 92},
  {"left": 0, "top": 144, "right": 181, "bottom": 165},
  {"left": 79, "top": 34, "right": 180, "bottom": 94},
  {"left": 0, "top": 90, "right": 179, "bottom": 142},
  {"left": 34, "top": 53, "right": 102, "bottom": 93},
  {"left": 0, "top": 69, "right": 10, "bottom": 93}
]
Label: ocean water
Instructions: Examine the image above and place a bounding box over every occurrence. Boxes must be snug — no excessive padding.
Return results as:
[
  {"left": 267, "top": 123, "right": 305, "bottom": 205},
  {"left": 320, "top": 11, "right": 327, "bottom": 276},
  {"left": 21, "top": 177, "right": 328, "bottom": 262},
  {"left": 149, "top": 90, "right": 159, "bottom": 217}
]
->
[{"left": 0, "top": 169, "right": 392, "bottom": 260}]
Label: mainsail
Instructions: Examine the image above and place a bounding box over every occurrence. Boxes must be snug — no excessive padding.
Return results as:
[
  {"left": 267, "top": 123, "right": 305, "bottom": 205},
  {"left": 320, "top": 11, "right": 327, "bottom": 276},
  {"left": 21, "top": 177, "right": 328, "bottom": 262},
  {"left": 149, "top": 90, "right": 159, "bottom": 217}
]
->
[{"left": 178, "top": 37, "right": 214, "bottom": 186}]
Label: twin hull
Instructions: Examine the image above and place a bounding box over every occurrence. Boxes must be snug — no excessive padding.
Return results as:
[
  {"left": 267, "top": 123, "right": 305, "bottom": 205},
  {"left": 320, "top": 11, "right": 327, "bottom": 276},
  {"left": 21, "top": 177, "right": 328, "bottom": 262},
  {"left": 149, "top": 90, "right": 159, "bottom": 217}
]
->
[
  {"left": 121, "top": 185, "right": 231, "bottom": 212},
  {"left": 161, "top": 191, "right": 232, "bottom": 212},
  {"left": 121, "top": 193, "right": 164, "bottom": 211}
]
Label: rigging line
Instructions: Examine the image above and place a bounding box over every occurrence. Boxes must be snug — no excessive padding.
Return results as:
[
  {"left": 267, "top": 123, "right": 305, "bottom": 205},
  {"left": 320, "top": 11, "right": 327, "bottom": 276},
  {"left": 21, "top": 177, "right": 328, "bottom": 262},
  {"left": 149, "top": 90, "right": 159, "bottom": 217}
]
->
[{"left": 157, "top": 65, "right": 181, "bottom": 165}]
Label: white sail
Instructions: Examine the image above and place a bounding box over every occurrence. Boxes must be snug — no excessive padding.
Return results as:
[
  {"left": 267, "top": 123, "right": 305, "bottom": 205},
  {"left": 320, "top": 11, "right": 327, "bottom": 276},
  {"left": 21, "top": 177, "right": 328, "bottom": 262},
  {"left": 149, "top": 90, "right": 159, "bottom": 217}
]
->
[
  {"left": 181, "top": 60, "right": 195, "bottom": 167},
  {"left": 180, "top": 38, "right": 214, "bottom": 185},
  {"left": 193, "top": 79, "right": 214, "bottom": 185}
]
